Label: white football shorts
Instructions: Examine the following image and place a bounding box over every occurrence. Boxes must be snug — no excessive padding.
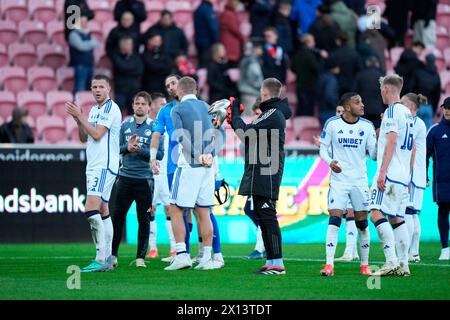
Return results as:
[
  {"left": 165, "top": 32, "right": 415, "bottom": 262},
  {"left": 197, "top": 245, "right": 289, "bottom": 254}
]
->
[
  {"left": 328, "top": 184, "right": 370, "bottom": 212},
  {"left": 86, "top": 168, "right": 117, "bottom": 202},
  {"left": 369, "top": 174, "right": 409, "bottom": 218}
]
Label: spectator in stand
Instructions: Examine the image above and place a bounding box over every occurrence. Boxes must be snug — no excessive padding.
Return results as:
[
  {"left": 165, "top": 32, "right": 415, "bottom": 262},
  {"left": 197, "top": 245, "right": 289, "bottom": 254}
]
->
[
  {"left": 329, "top": 31, "right": 362, "bottom": 96},
  {"left": 0, "top": 108, "right": 34, "bottom": 143},
  {"left": 394, "top": 41, "right": 425, "bottom": 96},
  {"left": 113, "top": 0, "right": 147, "bottom": 35},
  {"left": 273, "top": 0, "right": 294, "bottom": 57},
  {"left": 219, "top": 0, "right": 245, "bottom": 67},
  {"left": 355, "top": 56, "right": 385, "bottom": 129},
  {"left": 106, "top": 11, "right": 141, "bottom": 59},
  {"left": 64, "top": 0, "right": 95, "bottom": 41},
  {"left": 291, "top": 0, "right": 322, "bottom": 38},
  {"left": 384, "top": 0, "right": 410, "bottom": 48},
  {"left": 309, "top": 4, "right": 341, "bottom": 53},
  {"left": 249, "top": 0, "right": 275, "bottom": 42},
  {"left": 141, "top": 33, "right": 174, "bottom": 97},
  {"left": 316, "top": 57, "right": 340, "bottom": 126},
  {"left": 261, "top": 27, "right": 288, "bottom": 85},
  {"left": 411, "top": 0, "right": 438, "bottom": 48},
  {"left": 291, "top": 33, "right": 327, "bottom": 116},
  {"left": 238, "top": 42, "right": 264, "bottom": 115},
  {"left": 329, "top": 0, "right": 358, "bottom": 49},
  {"left": 68, "top": 10, "right": 99, "bottom": 96},
  {"left": 207, "top": 43, "right": 238, "bottom": 103},
  {"left": 411, "top": 54, "right": 441, "bottom": 128},
  {"left": 175, "top": 53, "right": 197, "bottom": 80},
  {"left": 342, "top": 0, "right": 365, "bottom": 15},
  {"left": 142, "top": 10, "right": 189, "bottom": 60},
  {"left": 356, "top": 15, "right": 387, "bottom": 73},
  {"left": 111, "top": 36, "right": 144, "bottom": 115},
  {"left": 194, "top": 0, "right": 220, "bottom": 68}
]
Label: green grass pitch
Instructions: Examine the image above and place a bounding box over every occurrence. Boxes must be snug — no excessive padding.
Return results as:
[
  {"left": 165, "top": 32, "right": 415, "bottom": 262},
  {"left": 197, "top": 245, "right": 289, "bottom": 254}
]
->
[{"left": 0, "top": 243, "right": 448, "bottom": 300}]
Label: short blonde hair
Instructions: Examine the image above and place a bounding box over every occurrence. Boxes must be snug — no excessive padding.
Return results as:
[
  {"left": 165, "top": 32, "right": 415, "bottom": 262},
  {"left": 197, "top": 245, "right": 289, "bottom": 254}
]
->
[
  {"left": 178, "top": 76, "right": 197, "bottom": 95},
  {"left": 379, "top": 74, "right": 403, "bottom": 93}
]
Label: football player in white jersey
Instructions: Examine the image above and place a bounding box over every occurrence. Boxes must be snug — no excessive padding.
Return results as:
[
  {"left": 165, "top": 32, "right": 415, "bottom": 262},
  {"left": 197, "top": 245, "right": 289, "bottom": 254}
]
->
[
  {"left": 401, "top": 93, "right": 428, "bottom": 263},
  {"left": 66, "top": 75, "right": 122, "bottom": 272},
  {"left": 370, "top": 74, "right": 415, "bottom": 276},
  {"left": 319, "top": 92, "right": 377, "bottom": 276}
]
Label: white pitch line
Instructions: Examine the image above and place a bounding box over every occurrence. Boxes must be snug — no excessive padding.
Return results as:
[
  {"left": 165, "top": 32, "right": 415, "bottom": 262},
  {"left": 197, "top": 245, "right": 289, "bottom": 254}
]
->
[{"left": 1, "top": 255, "right": 449, "bottom": 268}]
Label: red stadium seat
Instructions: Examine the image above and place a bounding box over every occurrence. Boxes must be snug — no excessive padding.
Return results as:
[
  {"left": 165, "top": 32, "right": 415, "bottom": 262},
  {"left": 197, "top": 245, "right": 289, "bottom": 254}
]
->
[
  {"left": 102, "top": 21, "right": 117, "bottom": 41},
  {"left": 0, "top": 43, "right": 8, "bottom": 67},
  {"left": 0, "top": 91, "right": 16, "bottom": 119},
  {"left": 390, "top": 46, "right": 404, "bottom": 67},
  {"left": 75, "top": 91, "right": 96, "bottom": 114},
  {"left": 37, "top": 44, "right": 68, "bottom": 69},
  {"left": 8, "top": 43, "right": 38, "bottom": 70},
  {"left": 436, "top": 26, "right": 450, "bottom": 52},
  {"left": 444, "top": 48, "right": 450, "bottom": 68},
  {"left": 0, "top": 20, "right": 19, "bottom": 46},
  {"left": 440, "top": 70, "right": 450, "bottom": 91},
  {"left": 90, "top": 0, "right": 114, "bottom": 24},
  {"left": 56, "top": 67, "right": 75, "bottom": 92},
  {"left": 185, "top": 22, "right": 194, "bottom": 42},
  {"left": 37, "top": 115, "right": 67, "bottom": 144},
  {"left": 292, "top": 116, "right": 321, "bottom": 140},
  {"left": 299, "top": 127, "right": 322, "bottom": 144},
  {"left": 47, "top": 20, "right": 65, "bottom": 46},
  {"left": 94, "top": 46, "right": 112, "bottom": 69},
  {"left": 1, "top": 0, "right": 28, "bottom": 24},
  {"left": 239, "top": 21, "right": 251, "bottom": 40},
  {"left": 0, "top": 115, "right": 4, "bottom": 126},
  {"left": 87, "top": 20, "right": 103, "bottom": 43},
  {"left": 28, "top": 66, "right": 57, "bottom": 92},
  {"left": 29, "top": 0, "right": 58, "bottom": 24},
  {"left": 0, "top": 66, "right": 28, "bottom": 94},
  {"left": 19, "top": 20, "right": 47, "bottom": 46},
  {"left": 47, "top": 90, "right": 73, "bottom": 119},
  {"left": 66, "top": 116, "right": 81, "bottom": 143},
  {"left": 17, "top": 91, "right": 47, "bottom": 120},
  {"left": 167, "top": 1, "right": 193, "bottom": 26},
  {"left": 228, "top": 68, "right": 240, "bottom": 82},
  {"left": 145, "top": 1, "right": 165, "bottom": 21}
]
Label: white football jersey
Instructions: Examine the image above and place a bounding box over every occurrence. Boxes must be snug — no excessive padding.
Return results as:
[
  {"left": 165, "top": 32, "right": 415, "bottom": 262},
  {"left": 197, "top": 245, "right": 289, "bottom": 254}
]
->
[
  {"left": 411, "top": 116, "right": 427, "bottom": 188},
  {"left": 86, "top": 98, "right": 122, "bottom": 174},
  {"left": 320, "top": 116, "right": 377, "bottom": 186},
  {"left": 377, "top": 103, "right": 414, "bottom": 185}
]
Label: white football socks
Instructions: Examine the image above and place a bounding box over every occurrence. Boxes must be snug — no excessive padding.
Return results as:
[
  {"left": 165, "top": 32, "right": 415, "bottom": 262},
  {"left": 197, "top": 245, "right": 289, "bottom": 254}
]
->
[
  {"left": 202, "top": 246, "right": 212, "bottom": 262},
  {"left": 410, "top": 214, "right": 421, "bottom": 256},
  {"left": 325, "top": 224, "right": 340, "bottom": 266},
  {"left": 87, "top": 214, "right": 106, "bottom": 263},
  {"left": 149, "top": 220, "right": 157, "bottom": 250},
  {"left": 344, "top": 219, "right": 358, "bottom": 256},
  {"left": 358, "top": 227, "right": 370, "bottom": 265},
  {"left": 394, "top": 222, "right": 410, "bottom": 268},
  {"left": 102, "top": 215, "right": 113, "bottom": 259},
  {"left": 375, "top": 221, "right": 398, "bottom": 265},
  {"left": 166, "top": 219, "right": 176, "bottom": 252}
]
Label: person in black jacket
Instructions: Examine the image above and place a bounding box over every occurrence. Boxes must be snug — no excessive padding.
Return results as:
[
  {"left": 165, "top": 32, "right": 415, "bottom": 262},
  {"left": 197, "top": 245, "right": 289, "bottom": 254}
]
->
[
  {"left": 113, "top": 0, "right": 147, "bottom": 35},
  {"left": 410, "top": 54, "right": 441, "bottom": 114},
  {"left": 0, "top": 108, "right": 34, "bottom": 143},
  {"left": 64, "top": 0, "right": 95, "bottom": 41},
  {"left": 230, "top": 78, "right": 292, "bottom": 275},
  {"left": 426, "top": 97, "right": 450, "bottom": 260},
  {"left": 207, "top": 43, "right": 238, "bottom": 104},
  {"left": 105, "top": 11, "right": 141, "bottom": 59},
  {"left": 142, "top": 10, "right": 189, "bottom": 60},
  {"left": 394, "top": 41, "right": 425, "bottom": 96},
  {"left": 111, "top": 36, "right": 144, "bottom": 115},
  {"left": 262, "top": 27, "right": 288, "bottom": 85},
  {"left": 141, "top": 33, "right": 174, "bottom": 97}
]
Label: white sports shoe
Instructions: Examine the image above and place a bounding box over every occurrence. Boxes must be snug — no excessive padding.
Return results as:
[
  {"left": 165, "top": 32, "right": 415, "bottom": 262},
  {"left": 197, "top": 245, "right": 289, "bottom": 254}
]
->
[
  {"left": 335, "top": 252, "right": 359, "bottom": 262},
  {"left": 438, "top": 247, "right": 449, "bottom": 260},
  {"left": 192, "top": 255, "right": 204, "bottom": 264},
  {"left": 136, "top": 258, "right": 147, "bottom": 268},
  {"left": 399, "top": 262, "right": 411, "bottom": 276},
  {"left": 161, "top": 256, "right": 175, "bottom": 263},
  {"left": 372, "top": 262, "right": 400, "bottom": 276},
  {"left": 408, "top": 255, "right": 420, "bottom": 263},
  {"left": 164, "top": 254, "right": 192, "bottom": 271},
  {"left": 194, "top": 258, "right": 215, "bottom": 270},
  {"left": 212, "top": 256, "right": 225, "bottom": 269}
]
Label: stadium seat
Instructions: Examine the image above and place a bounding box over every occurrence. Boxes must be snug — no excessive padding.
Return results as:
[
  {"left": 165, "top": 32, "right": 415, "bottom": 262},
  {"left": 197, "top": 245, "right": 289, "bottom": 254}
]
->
[
  {"left": 27, "top": 116, "right": 37, "bottom": 139},
  {"left": 47, "top": 90, "right": 73, "bottom": 119},
  {"left": 0, "top": 91, "right": 16, "bottom": 119},
  {"left": 36, "top": 115, "right": 67, "bottom": 144},
  {"left": 1, "top": 0, "right": 28, "bottom": 24},
  {"left": 390, "top": 47, "right": 404, "bottom": 67},
  {"left": 167, "top": 1, "right": 193, "bottom": 26},
  {"left": 19, "top": 20, "right": 47, "bottom": 46},
  {"left": 145, "top": 1, "right": 165, "bottom": 22},
  {"left": 66, "top": 116, "right": 81, "bottom": 143},
  {"left": 444, "top": 48, "right": 450, "bottom": 68},
  {"left": 436, "top": 26, "right": 450, "bottom": 52},
  {"left": 228, "top": 68, "right": 240, "bottom": 82},
  {"left": 240, "top": 21, "right": 251, "bottom": 40},
  {"left": 0, "top": 66, "right": 28, "bottom": 93},
  {"left": 28, "top": 66, "right": 57, "bottom": 92},
  {"left": 102, "top": 21, "right": 117, "bottom": 41},
  {"left": 0, "top": 115, "right": 4, "bottom": 126},
  {"left": 87, "top": 20, "right": 103, "bottom": 43},
  {"left": 37, "top": 44, "right": 68, "bottom": 69},
  {"left": 0, "top": 20, "right": 19, "bottom": 45},
  {"left": 440, "top": 70, "right": 450, "bottom": 91},
  {"left": 185, "top": 22, "right": 194, "bottom": 42},
  {"left": 75, "top": 91, "right": 96, "bottom": 114},
  {"left": 17, "top": 91, "right": 47, "bottom": 120},
  {"left": 0, "top": 43, "right": 8, "bottom": 67},
  {"left": 197, "top": 68, "right": 209, "bottom": 101},
  {"left": 94, "top": 46, "right": 112, "bottom": 70},
  {"left": 47, "top": 20, "right": 65, "bottom": 46},
  {"left": 90, "top": 0, "right": 114, "bottom": 24},
  {"left": 56, "top": 67, "right": 75, "bottom": 92},
  {"left": 292, "top": 116, "right": 321, "bottom": 140},
  {"left": 8, "top": 43, "right": 38, "bottom": 70},
  {"left": 29, "top": 0, "right": 58, "bottom": 24}
]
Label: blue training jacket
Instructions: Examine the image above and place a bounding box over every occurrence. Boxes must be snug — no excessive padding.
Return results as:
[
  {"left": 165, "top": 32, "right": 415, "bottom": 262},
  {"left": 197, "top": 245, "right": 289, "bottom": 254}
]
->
[{"left": 426, "top": 116, "right": 450, "bottom": 203}]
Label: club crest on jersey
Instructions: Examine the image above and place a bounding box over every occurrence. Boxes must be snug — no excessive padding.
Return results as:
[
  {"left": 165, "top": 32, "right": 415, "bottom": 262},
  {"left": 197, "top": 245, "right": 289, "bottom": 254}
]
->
[
  {"left": 144, "top": 129, "right": 152, "bottom": 136},
  {"left": 349, "top": 130, "right": 353, "bottom": 134},
  {"left": 359, "top": 129, "right": 364, "bottom": 136}
]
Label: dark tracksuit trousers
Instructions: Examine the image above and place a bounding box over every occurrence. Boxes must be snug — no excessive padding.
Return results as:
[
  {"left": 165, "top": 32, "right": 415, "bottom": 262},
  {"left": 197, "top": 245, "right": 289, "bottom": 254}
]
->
[{"left": 111, "top": 176, "right": 154, "bottom": 259}]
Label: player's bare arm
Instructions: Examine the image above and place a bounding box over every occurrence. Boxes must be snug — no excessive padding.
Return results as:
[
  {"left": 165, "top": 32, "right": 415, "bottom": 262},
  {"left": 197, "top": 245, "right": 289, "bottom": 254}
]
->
[
  {"left": 65, "top": 101, "right": 108, "bottom": 141},
  {"left": 377, "top": 131, "right": 397, "bottom": 191},
  {"left": 150, "top": 131, "right": 161, "bottom": 174}
]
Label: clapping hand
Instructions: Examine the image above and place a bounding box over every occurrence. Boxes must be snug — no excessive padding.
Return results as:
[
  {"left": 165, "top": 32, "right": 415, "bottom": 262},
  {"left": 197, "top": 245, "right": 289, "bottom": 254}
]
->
[{"left": 127, "top": 134, "right": 141, "bottom": 153}]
